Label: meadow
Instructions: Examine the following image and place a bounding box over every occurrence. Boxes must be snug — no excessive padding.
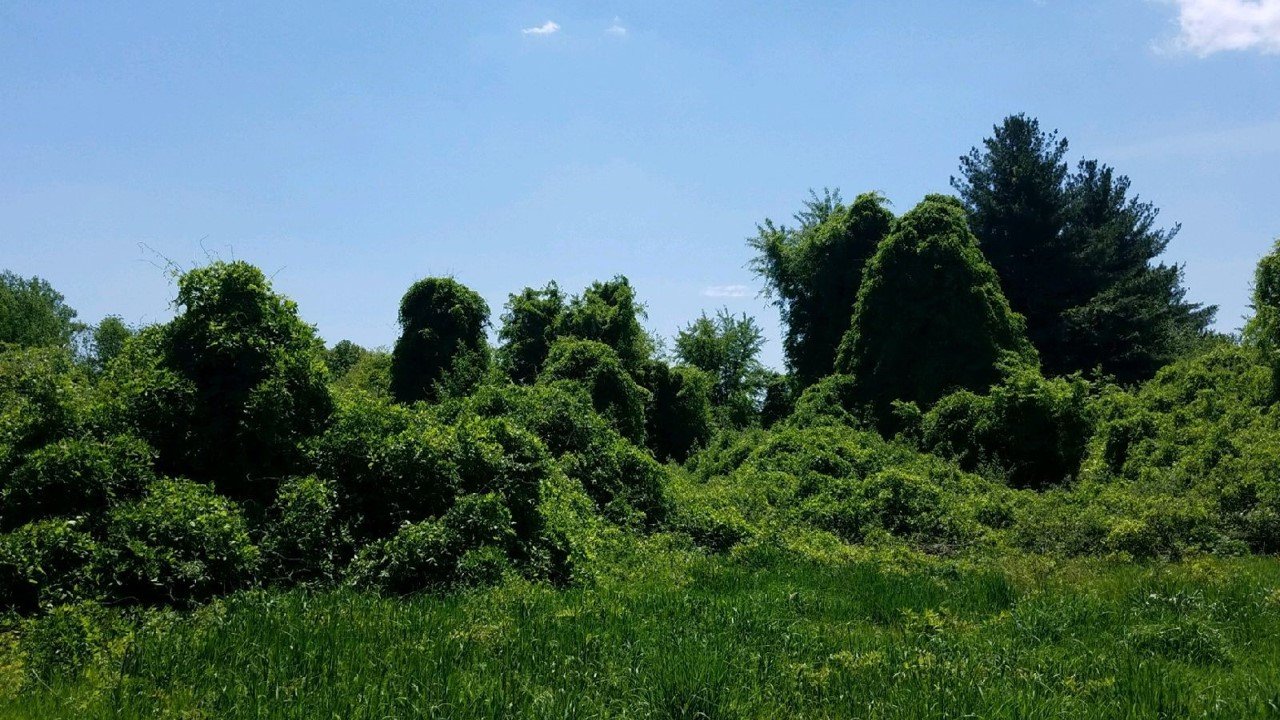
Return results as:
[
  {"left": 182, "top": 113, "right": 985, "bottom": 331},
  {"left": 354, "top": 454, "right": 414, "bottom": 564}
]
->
[{"left": 5, "top": 542, "right": 1280, "bottom": 719}]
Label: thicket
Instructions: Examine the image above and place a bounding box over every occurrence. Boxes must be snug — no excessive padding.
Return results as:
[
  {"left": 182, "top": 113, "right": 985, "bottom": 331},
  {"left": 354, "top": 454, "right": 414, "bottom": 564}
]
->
[{"left": 0, "top": 115, "right": 1275, "bottom": 636}]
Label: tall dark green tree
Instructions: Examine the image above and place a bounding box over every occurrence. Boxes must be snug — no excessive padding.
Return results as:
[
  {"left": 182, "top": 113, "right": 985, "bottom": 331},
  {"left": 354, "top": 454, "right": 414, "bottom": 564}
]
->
[
  {"left": 953, "top": 114, "right": 1214, "bottom": 382},
  {"left": 326, "top": 340, "right": 369, "bottom": 379},
  {"left": 497, "top": 282, "right": 566, "bottom": 384},
  {"left": 750, "top": 190, "right": 894, "bottom": 387},
  {"left": 836, "top": 195, "right": 1037, "bottom": 425},
  {"left": 0, "top": 271, "right": 83, "bottom": 349},
  {"left": 390, "top": 277, "right": 491, "bottom": 404},
  {"left": 674, "top": 309, "right": 768, "bottom": 427}
]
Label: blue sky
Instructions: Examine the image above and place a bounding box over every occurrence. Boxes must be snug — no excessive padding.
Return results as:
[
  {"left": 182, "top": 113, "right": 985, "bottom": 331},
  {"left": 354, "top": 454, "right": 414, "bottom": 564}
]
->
[{"left": 2, "top": 1, "right": 1277, "bottom": 368}]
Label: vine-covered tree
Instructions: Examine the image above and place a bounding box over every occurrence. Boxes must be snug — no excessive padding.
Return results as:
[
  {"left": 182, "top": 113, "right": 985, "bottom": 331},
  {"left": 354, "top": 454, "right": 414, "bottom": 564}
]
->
[
  {"left": 0, "top": 271, "right": 83, "bottom": 349},
  {"left": 144, "top": 261, "right": 333, "bottom": 500},
  {"left": 750, "top": 190, "right": 894, "bottom": 387},
  {"left": 327, "top": 340, "right": 369, "bottom": 379},
  {"left": 560, "top": 277, "right": 652, "bottom": 372},
  {"left": 1244, "top": 240, "right": 1280, "bottom": 398},
  {"left": 538, "top": 338, "right": 648, "bottom": 444},
  {"left": 390, "top": 277, "right": 491, "bottom": 404},
  {"left": 836, "top": 195, "right": 1037, "bottom": 425},
  {"left": 674, "top": 310, "right": 768, "bottom": 427},
  {"left": 498, "top": 282, "right": 566, "bottom": 384},
  {"left": 85, "top": 315, "right": 135, "bottom": 374},
  {"left": 953, "top": 114, "right": 1214, "bottom": 382}
]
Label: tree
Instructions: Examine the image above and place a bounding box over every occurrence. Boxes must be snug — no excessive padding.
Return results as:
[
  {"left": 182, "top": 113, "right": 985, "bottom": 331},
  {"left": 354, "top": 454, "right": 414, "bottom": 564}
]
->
[
  {"left": 0, "top": 271, "right": 82, "bottom": 349},
  {"left": 498, "top": 282, "right": 566, "bottom": 383},
  {"left": 953, "top": 114, "right": 1214, "bottom": 382},
  {"left": 750, "top": 190, "right": 894, "bottom": 387},
  {"left": 137, "top": 261, "right": 333, "bottom": 501},
  {"left": 327, "top": 340, "right": 368, "bottom": 379},
  {"left": 638, "top": 361, "right": 713, "bottom": 462},
  {"left": 390, "top": 277, "right": 491, "bottom": 404},
  {"left": 560, "top": 277, "right": 652, "bottom": 372},
  {"left": 1244, "top": 239, "right": 1280, "bottom": 398},
  {"left": 85, "top": 315, "right": 134, "bottom": 373},
  {"left": 836, "top": 195, "right": 1037, "bottom": 425},
  {"left": 674, "top": 310, "right": 769, "bottom": 427}
]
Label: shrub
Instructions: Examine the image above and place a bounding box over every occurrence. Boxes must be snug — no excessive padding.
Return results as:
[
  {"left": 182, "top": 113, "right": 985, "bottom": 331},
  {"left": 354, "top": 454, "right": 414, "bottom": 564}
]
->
[
  {"left": 312, "top": 393, "right": 457, "bottom": 539},
  {"left": 456, "top": 546, "right": 510, "bottom": 587},
  {"left": 104, "top": 263, "right": 333, "bottom": 503},
  {"left": 0, "top": 346, "right": 91, "bottom": 479},
  {"left": 539, "top": 339, "right": 648, "bottom": 444},
  {"left": 442, "top": 493, "right": 515, "bottom": 552},
  {"left": 787, "top": 374, "right": 864, "bottom": 429},
  {"left": 346, "top": 520, "right": 458, "bottom": 595},
  {"left": 919, "top": 365, "right": 1099, "bottom": 488},
  {"left": 105, "top": 479, "right": 259, "bottom": 606},
  {"left": 17, "top": 602, "right": 123, "bottom": 685},
  {"left": 1, "top": 434, "right": 154, "bottom": 530},
  {"left": 261, "top": 475, "right": 349, "bottom": 586},
  {"left": 0, "top": 520, "right": 102, "bottom": 612}
]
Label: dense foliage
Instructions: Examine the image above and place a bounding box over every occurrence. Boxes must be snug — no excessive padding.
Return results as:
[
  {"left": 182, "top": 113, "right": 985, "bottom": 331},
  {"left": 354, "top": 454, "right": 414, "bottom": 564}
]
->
[
  {"left": 953, "top": 114, "right": 1214, "bottom": 382},
  {"left": 390, "top": 277, "right": 491, "bottom": 404},
  {"left": 751, "top": 190, "right": 894, "bottom": 387},
  {"left": 3, "top": 113, "right": 1278, "bottom": 718},
  {"left": 836, "top": 195, "right": 1037, "bottom": 426}
]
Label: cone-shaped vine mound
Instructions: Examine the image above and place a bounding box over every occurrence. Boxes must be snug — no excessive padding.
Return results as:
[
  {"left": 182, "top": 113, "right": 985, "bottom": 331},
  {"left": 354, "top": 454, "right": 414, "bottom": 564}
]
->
[{"left": 836, "top": 195, "right": 1036, "bottom": 424}]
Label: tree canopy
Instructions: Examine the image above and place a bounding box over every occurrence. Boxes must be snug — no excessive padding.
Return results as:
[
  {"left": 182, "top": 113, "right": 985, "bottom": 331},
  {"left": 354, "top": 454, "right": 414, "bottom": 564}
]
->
[
  {"left": 390, "top": 277, "right": 491, "bottom": 404},
  {"left": 0, "top": 271, "right": 82, "bottom": 349},
  {"left": 953, "top": 114, "right": 1214, "bottom": 382},
  {"left": 750, "top": 190, "right": 894, "bottom": 387}
]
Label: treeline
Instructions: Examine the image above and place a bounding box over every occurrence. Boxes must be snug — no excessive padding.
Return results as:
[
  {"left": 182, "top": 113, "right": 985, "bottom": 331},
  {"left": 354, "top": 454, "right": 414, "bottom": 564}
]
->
[{"left": 1, "top": 115, "right": 1276, "bottom": 617}]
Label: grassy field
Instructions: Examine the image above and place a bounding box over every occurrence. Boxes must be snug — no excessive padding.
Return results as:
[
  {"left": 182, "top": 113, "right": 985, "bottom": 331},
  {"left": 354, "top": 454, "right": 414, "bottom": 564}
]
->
[{"left": 4, "top": 543, "right": 1280, "bottom": 719}]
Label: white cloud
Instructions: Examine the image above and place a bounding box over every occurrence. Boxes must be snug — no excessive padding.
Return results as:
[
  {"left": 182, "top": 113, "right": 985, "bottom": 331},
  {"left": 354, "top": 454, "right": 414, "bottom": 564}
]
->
[
  {"left": 606, "top": 18, "right": 627, "bottom": 36},
  {"left": 702, "top": 285, "right": 751, "bottom": 298},
  {"left": 1163, "top": 0, "right": 1280, "bottom": 55},
  {"left": 522, "top": 21, "right": 560, "bottom": 36}
]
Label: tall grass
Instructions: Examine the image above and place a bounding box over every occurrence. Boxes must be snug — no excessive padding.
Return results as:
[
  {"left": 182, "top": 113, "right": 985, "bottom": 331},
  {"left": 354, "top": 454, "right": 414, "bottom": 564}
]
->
[{"left": 4, "top": 550, "right": 1280, "bottom": 718}]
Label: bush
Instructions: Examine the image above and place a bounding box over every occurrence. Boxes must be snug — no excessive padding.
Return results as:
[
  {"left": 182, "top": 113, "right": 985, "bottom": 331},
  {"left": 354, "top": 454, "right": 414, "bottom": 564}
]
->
[
  {"left": 456, "top": 545, "right": 510, "bottom": 587},
  {"left": 312, "top": 393, "right": 457, "bottom": 539},
  {"left": 346, "top": 520, "right": 458, "bottom": 595},
  {"left": 787, "top": 374, "right": 864, "bottom": 429},
  {"left": 0, "top": 346, "right": 91, "bottom": 479},
  {"left": 17, "top": 602, "right": 123, "bottom": 685},
  {"left": 0, "top": 520, "right": 102, "bottom": 613},
  {"left": 1, "top": 434, "right": 154, "bottom": 530},
  {"left": 442, "top": 493, "right": 515, "bottom": 552},
  {"left": 918, "top": 365, "right": 1099, "bottom": 488},
  {"left": 261, "top": 475, "right": 349, "bottom": 586},
  {"left": 105, "top": 479, "right": 260, "bottom": 606},
  {"left": 539, "top": 339, "right": 649, "bottom": 444}
]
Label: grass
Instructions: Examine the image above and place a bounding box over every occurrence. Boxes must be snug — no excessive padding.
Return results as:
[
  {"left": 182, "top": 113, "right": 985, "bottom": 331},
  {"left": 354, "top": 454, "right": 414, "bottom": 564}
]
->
[{"left": 4, "top": 543, "right": 1280, "bottom": 718}]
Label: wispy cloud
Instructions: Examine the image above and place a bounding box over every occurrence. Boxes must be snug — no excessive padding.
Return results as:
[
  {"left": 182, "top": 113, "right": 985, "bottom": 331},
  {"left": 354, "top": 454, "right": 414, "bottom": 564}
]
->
[
  {"left": 703, "top": 285, "right": 751, "bottom": 298},
  {"left": 522, "top": 20, "right": 560, "bottom": 36},
  {"left": 1161, "top": 0, "right": 1280, "bottom": 56},
  {"left": 606, "top": 17, "right": 627, "bottom": 36}
]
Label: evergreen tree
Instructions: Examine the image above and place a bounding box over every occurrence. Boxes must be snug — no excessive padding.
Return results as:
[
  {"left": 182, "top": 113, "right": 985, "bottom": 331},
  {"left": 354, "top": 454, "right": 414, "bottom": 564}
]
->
[
  {"left": 836, "top": 195, "right": 1037, "bottom": 425},
  {"left": 750, "top": 190, "right": 894, "bottom": 387},
  {"left": 953, "top": 114, "right": 1214, "bottom": 382},
  {"left": 390, "top": 277, "right": 491, "bottom": 404}
]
